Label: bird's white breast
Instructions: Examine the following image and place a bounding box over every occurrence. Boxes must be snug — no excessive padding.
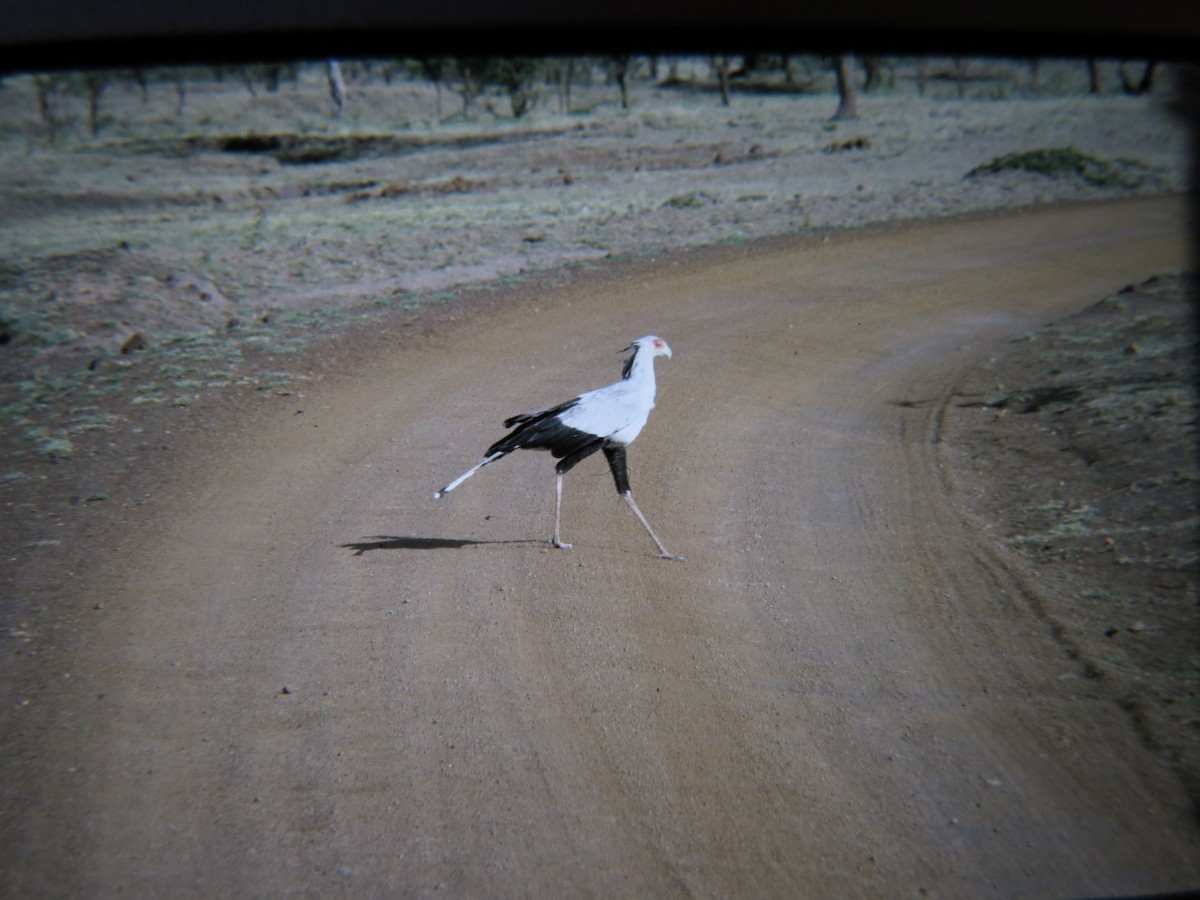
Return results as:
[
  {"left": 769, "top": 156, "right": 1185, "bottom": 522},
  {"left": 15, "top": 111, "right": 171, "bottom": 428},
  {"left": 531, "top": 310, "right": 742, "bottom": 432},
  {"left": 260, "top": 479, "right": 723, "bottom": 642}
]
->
[{"left": 559, "top": 378, "right": 655, "bottom": 445}]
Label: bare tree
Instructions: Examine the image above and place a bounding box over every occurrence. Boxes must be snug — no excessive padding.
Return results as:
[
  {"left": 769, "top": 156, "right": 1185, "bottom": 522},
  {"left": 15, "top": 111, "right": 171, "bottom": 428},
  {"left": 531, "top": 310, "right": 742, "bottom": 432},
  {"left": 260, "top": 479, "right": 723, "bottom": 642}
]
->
[
  {"left": 954, "top": 57, "right": 968, "bottom": 99},
  {"left": 492, "top": 57, "right": 540, "bottom": 118},
  {"left": 607, "top": 55, "right": 631, "bottom": 110},
  {"left": 84, "top": 71, "right": 108, "bottom": 137},
  {"left": 238, "top": 65, "right": 258, "bottom": 98},
  {"left": 173, "top": 68, "right": 187, "bottom": 116},
  {"left": 711, "top": 56, "right": 734, "bottom": 106},
  {"left": 548, "top": 57, "right": 575, "bottom": 114},
  {"left": 1119, "top": 60, "right": 1158, "bottom": 95},
  {"left": 419, "top": 57, "right": 448, "bottom": 121},
  {"left": 862, "top": 57, "right": 894, "bottom": 93},
  {"left": 129, "top": 68, "right": 149, "bottom": 103},
  {"left": 831, "top": 54, "right": 859, "bottom": 121},
  {"left": 782, "top": 53, "right": 795, "bottom": 85},
  {"left": 326, "top": 59, "right": 346, "bottom": 117},
  {"left": 449, "top": 58, "right": 484, "bottom": 119},
  {"left": 33, "top": 74, "right": 57, "bottom": 129}
]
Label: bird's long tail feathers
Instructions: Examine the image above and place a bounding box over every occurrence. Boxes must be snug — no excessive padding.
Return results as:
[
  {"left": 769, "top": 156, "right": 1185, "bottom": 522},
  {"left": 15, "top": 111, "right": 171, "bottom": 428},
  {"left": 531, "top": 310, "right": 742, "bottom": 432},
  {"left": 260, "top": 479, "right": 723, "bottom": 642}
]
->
[{"left": 433, "top": 451, "right": 505, "bottom": 499}]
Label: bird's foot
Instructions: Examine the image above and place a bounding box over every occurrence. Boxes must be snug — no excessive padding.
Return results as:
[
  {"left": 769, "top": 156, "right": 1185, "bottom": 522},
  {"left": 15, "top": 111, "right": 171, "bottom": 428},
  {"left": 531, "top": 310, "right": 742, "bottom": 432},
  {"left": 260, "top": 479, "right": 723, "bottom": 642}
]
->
[
  {"left": 552, "top": 538, "right": 574, "bottom": 550},
  {"left": 657, "top": 552, "right": 686, "bottom": 562}
]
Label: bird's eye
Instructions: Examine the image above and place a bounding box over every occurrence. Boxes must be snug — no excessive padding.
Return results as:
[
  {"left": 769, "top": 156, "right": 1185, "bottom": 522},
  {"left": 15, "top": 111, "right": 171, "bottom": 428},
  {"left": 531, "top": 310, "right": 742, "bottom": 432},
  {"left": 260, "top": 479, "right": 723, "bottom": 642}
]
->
[{"left": 653, "top": 338, "right": 664, "bottom": 348}]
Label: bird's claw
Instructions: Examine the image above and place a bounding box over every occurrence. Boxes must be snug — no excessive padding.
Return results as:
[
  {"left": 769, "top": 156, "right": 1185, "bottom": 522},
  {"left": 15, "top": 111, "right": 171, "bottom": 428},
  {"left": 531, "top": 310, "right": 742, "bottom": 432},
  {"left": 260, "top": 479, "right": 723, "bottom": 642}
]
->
[
  {"left": 657, "top": 552, "right": 686, "bottom": 562},
  {"left": 552, "top": 539, "right": 573, "bottom": 550}
]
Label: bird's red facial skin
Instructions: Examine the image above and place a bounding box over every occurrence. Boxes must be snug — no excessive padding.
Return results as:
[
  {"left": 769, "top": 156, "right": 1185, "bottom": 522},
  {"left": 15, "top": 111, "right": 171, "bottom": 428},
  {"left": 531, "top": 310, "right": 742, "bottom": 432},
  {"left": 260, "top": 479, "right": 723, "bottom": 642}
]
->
[{"left": 652, "top": 338, "right": 665, "bottom": 350}]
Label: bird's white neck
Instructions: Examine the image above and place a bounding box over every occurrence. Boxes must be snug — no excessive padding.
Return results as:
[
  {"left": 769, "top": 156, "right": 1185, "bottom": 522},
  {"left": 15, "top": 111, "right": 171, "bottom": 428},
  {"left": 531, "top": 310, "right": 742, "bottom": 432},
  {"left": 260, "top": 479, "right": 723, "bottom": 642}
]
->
[{"left": 624, "top": 347, "right": 658, "bottom": 397}]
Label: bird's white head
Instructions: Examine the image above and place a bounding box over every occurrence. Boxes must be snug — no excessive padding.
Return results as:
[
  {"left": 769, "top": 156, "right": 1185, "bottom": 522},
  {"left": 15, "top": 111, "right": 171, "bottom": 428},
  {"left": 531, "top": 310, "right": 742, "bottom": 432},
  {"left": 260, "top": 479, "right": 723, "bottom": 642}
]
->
[
  {"left": 620, "top": 335, "right": 671, "bottom": 379},
  {"left": 633, "top": 335, "right": 672, "bottom": 358}
]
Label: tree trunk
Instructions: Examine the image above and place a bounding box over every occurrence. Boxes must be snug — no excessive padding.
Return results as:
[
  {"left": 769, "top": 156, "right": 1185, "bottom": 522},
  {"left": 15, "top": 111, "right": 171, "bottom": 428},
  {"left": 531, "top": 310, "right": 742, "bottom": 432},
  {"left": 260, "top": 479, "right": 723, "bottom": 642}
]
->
[
  {"left": 174, "top": 70, "right": 187, "bottom": 116},
  {"left": 84, "top": 72, "right": 107, "bottom": 137},
  {"left": 1120, "top": 60, "right": 1158, "bottom": 95},
  {"left": 1088, "top": 58, "right": 1104, "bottom": 95},
  {"left": 712, "top": 56, "right": 732, "bottom": 107},
  {"left": 33, "top": 75, "right": 54, "bottom": 126},
  {"left": 610, "top": 55, "right": 631, "bottom": 110},
  {"left": 498, "top": 58, "right": 538, "bottom": 119},
  {"left": 832, "top": 54, "right": 859, "bottom": 121},
  {"left": 33, "top": 75, "right": 60, "bottom": 142},
  {"left": 132, "top": 69, "right": 148, "bottom": 103},
  {"left": 239, "top": 66, "right": 257, "bottom": 98},
  {"left": 326, "top": 59, "right": 346, "bottom": 117},
  {"left": 420, "top": 58, "right": 444, "bottom": 122},
  {"left": 558, "top": 60, "right": 573, "bottom": 114},
  {"left": 456, "top": 61, "right": 480, "bottom": 119}
]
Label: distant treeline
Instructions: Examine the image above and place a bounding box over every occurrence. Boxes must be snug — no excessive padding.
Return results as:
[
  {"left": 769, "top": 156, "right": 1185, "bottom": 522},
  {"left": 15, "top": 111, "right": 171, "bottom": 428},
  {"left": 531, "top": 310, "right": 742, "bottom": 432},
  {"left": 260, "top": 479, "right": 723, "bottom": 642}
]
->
[{"left": 17, "top": 55, "right": 1162, "bottom": 138}]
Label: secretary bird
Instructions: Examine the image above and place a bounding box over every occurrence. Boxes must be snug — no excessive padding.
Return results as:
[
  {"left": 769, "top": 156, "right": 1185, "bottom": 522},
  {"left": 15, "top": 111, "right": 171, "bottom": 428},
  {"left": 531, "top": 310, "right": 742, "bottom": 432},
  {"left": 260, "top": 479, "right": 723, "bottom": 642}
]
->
[{"left": 434, "top": 335, "right": 683, "bottom": 560}]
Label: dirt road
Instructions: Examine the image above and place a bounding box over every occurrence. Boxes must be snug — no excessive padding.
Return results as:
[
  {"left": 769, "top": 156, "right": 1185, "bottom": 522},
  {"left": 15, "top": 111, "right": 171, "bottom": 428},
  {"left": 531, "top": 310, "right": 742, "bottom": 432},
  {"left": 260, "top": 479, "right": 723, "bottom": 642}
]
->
[{"left": 5, "top": 197, "right": 1197, "bottom": 897}]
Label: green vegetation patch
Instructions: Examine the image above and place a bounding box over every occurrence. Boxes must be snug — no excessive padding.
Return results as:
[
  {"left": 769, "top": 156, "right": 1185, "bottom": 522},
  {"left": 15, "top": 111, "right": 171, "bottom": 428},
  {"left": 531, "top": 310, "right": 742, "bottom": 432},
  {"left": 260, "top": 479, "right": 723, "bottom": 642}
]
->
[
  {"left": 663, "top": 191, "right": 718, "bottom": 209},
  {"left": 968, "top": 146, "right": 1152, "bottom": 188}
]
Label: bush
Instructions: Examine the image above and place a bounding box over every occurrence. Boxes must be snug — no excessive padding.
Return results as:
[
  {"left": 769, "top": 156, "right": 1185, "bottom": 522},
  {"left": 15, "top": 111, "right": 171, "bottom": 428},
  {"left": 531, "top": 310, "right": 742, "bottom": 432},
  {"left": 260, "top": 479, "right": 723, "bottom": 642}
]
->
[{"left": 968, "top": 146, "right": 1151, "bottom": 188}]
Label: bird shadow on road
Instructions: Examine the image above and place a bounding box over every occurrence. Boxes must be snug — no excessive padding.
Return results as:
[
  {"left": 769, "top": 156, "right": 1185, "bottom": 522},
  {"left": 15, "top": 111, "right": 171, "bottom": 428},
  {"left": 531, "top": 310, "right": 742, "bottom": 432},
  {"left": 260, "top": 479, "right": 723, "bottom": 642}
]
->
[{"left": 340, "top": 535, "right": 541, "bottom": 556}]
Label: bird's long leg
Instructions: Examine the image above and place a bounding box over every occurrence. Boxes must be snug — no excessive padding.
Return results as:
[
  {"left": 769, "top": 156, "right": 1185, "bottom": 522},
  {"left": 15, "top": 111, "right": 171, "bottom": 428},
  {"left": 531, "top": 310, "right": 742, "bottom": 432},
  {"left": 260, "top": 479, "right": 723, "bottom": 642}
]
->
[
  {"left": 602, "top": 444, "right": 684, "bottom": 561},
  {"left": 551, "top": 440, "right": 604, "bottom": 549},
  {"left": 622, "top": 490, "right": 685, "bottom": 561},
  {"left": 553, "top": 470, "right": 572, "bottom": 549}
]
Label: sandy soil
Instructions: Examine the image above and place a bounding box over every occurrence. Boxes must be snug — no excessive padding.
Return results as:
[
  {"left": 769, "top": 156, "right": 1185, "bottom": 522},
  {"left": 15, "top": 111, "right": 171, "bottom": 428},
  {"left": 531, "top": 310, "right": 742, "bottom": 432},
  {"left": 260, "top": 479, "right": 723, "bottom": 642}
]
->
[
  {"left": 2, "top": 196, "right": 1197, "bottom": 897},
  {"left": 1, "top": 65, "right": 1198, "bottom": 896}
]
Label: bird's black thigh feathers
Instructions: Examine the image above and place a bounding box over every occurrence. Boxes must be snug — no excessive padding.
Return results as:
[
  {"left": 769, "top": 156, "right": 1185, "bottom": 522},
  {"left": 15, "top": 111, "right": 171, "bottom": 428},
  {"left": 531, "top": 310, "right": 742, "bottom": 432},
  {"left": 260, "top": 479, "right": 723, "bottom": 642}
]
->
[
  {"left": 603, "top": 445, "right": 631, "bottom": 494},
  {"left": 556, "top": 438, "right": 605, "bottom": 475}
]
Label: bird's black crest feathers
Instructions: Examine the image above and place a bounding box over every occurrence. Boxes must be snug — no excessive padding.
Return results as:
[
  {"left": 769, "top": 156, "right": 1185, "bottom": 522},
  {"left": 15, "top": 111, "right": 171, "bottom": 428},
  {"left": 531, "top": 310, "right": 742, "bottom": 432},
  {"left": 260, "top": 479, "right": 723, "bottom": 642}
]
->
[{"left": 621, "top": 343, "right": 639, "bottom": 380}]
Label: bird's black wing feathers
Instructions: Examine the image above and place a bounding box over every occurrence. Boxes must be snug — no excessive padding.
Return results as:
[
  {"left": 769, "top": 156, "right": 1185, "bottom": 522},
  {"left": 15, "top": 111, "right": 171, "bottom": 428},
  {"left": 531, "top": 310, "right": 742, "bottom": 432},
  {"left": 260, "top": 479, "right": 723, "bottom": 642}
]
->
[
  {"left": 501, "top": 396, "right": 579, "bottom": 430},
  {"left": 488, "top": 397, "right": 595, "bottom": 459}
]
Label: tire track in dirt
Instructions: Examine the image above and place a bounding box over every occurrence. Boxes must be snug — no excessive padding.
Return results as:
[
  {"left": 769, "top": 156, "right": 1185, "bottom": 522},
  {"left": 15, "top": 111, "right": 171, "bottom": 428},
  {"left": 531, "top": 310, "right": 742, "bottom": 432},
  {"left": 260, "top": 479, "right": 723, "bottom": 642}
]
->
[{"left": 10, "top": 197, "right": 1198, "bottom": 897}]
